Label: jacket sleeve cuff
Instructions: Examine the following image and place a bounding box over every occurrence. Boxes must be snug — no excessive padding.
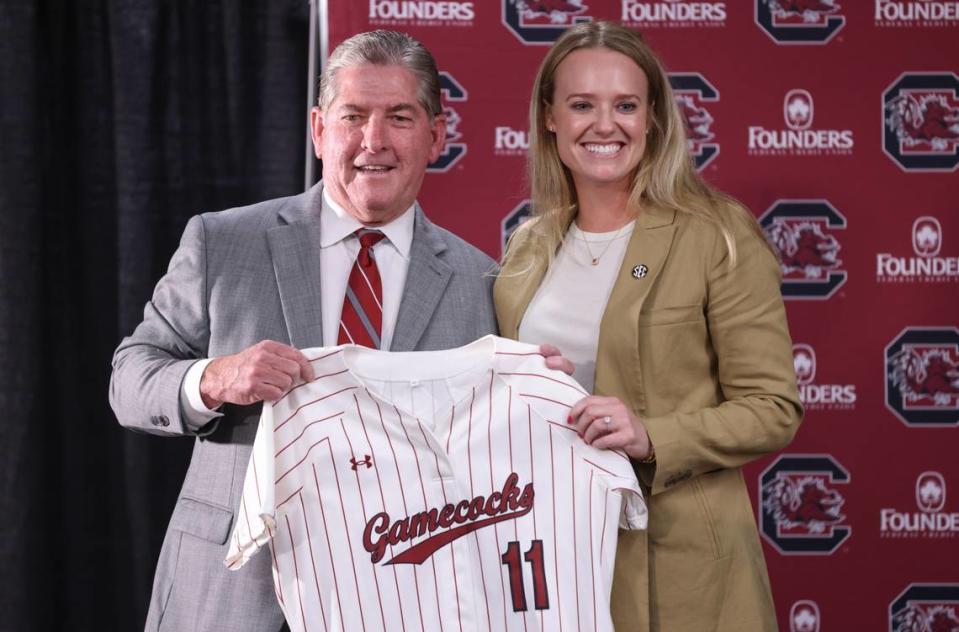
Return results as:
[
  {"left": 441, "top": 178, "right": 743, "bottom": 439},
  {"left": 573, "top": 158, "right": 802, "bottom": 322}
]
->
[{"left": 180, "top": 359, "right": 224, "bottom": 435}]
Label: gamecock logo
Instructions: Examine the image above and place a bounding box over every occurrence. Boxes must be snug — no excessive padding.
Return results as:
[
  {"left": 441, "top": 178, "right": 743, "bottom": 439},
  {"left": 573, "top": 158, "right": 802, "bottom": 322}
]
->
[
  {"left": 768, "top": 222, "right": 841, "bottom": 275},
  {"left": 759, "top": 199, "right": 847, "bottom": 300},
  {"left": 755, "top": 0, "right": 845, "bottom": 44},
  {"left": 764, "top": 476, "right": 845, "bottom": 533},
  {"left": 428, "top": 72, "right": 468, "bottom": 172},
  {"left": 502, "top": 0, "right": 592, "bottom": 45},
  {"left": 890, "top": 584, "right": 959, "bottom": 632},
  {"left": 670, "top": 73, "right": 720, "bottom": 171},
  {"left": 885, "top": 327, "right": 959, "bottom": 427},
  {"left": 890, "top": 349, "right": 959, "bottom": 406},
  {"left": 887, "top": 94, "right": 959, "bottom": 148},
  {"left": 759, "top": 454, "right": 851, "bottom": 555},
  {"left": 883, "top": 72, "right": 959, "bottom": 172}
]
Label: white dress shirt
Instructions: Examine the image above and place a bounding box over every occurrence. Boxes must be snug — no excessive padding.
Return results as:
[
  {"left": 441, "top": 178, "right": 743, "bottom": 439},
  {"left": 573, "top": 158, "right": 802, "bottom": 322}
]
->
[{"left": 179, "top": 189, "right": 416, "bottom": 427}]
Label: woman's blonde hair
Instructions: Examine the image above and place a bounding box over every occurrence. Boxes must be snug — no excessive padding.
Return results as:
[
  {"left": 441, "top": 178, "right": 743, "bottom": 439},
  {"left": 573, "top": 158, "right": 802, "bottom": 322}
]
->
[{"left": 523, "top": 21, "right": 763, "bottom": 264}]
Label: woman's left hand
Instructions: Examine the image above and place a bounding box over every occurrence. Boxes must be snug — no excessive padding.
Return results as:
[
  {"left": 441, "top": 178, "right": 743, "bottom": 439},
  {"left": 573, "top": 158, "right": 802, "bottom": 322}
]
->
[{"left": 568, "top": 395, "right": 653, "bottom": 460}]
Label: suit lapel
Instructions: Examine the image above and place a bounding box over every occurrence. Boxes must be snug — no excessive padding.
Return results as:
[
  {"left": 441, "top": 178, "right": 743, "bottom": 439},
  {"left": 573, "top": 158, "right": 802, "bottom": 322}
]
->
[
  {"left": 496, "top": 237, "right": 549, "bottom": 341},
  {"left": 601, "top": 204, "right": 677, "bottom": 328},
  {"left": 390, "top": 208, "right": 453, "bottom": 351},
  {"left": 267, "top": 185, "right": 325, "bottom": 349},
  {"left": 595, "top": 204, "right": 677, "bottom": 404}
]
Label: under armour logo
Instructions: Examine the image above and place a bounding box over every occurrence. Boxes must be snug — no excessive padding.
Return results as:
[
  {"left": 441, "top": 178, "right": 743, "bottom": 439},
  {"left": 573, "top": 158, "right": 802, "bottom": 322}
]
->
[
  {"left": 350, "top": 455, "right": 373, "bottom": 470},
  {"left": 632, "top": 264, "right": 648, "bottom": 279}
]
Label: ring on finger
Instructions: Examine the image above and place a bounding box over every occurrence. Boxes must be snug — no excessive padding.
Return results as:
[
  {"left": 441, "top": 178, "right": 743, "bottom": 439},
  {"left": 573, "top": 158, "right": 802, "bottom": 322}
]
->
[{"left": 602, "top": 415, "right": 612, "bottom": 427}]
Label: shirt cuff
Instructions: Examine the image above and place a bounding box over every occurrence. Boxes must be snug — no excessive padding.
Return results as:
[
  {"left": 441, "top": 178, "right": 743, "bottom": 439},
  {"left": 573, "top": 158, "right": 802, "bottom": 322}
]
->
[{"left": 180, "top": 358, "right": 223, "bottom": 432}]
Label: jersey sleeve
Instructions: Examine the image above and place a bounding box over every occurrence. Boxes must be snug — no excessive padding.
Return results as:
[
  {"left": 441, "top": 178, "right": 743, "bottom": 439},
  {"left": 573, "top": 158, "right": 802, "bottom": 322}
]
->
[
  {"left": 224, "top": 402, "right": 278, "bottom": 570},
  {"left": 606, "top": 468, "right": 648, "bottom": 531},
  {"left": 575, "top": 441, "right": 648, "bottom": 532}
]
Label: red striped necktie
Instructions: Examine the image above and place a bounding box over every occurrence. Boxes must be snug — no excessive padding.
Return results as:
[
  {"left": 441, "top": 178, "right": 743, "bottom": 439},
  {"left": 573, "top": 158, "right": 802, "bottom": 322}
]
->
[{"left": 338, "top": 229, "right": 387, "bottom": 348}]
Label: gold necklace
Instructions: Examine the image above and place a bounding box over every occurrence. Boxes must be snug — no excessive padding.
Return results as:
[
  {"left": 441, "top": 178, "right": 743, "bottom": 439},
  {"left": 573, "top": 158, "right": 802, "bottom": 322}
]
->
[{"left": 577, "top": 223, "right": 631, "bottom": 266}]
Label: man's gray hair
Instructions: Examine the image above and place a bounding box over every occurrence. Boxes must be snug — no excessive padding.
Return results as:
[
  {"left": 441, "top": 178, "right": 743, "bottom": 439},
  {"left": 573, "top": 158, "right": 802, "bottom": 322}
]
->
[{"left": 318, "top": 30, "right": 442, "bottom": 118}]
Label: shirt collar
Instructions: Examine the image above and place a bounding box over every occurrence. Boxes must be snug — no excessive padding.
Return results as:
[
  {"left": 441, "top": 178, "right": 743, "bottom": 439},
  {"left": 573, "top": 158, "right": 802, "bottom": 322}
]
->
[{"left": 320, "top": 187, "right": 415, "bottom": 258}]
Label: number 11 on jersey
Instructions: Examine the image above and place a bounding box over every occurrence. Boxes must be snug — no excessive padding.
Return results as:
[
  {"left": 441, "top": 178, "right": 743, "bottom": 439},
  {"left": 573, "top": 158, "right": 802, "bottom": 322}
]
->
[{"left": 501, "top": 540, "right": 549, "bottom": 612}]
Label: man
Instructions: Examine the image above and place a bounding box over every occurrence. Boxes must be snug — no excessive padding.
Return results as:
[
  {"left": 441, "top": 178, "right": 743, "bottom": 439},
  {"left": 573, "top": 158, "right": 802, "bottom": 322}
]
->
[{"left": 111, "top": 30, "right": 567, "bottom": 631}]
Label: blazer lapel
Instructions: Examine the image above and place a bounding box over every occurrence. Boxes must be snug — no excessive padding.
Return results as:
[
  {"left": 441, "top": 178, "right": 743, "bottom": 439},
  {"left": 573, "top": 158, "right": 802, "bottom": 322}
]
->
[
  {"left": 267, "top": 184, "right": 325, "bottom": 349},
  {"left": 390, "top": 208, "right": 453, "bottom": 352},
  {"left": 495, "top": 236, "right": 549, "bottom": 341},
  {"left": 595, "top": 204, "right": 677, "bottom": 407}
]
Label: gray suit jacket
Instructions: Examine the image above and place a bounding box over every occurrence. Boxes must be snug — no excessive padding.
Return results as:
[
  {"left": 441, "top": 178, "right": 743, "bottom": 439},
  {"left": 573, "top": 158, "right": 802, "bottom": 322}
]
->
[{"left": 110, "top": 183, "right": 498, "bottom": 631}]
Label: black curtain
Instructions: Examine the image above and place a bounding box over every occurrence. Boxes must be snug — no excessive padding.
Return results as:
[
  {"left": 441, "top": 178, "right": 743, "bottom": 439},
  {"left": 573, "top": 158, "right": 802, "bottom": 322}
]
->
[{"left": 1, "top": 2, "right": 310, "bottom": 629}]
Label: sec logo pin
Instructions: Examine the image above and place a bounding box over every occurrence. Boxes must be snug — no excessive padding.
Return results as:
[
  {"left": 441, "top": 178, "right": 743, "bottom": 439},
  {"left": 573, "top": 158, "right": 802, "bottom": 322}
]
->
[{"left": 632, "top": 264, "right": 648, "bottom": 279}]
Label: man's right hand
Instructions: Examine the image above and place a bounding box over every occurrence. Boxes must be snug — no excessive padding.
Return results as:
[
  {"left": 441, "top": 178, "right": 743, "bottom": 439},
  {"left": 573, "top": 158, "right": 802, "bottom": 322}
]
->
[{"left": 199, "top": 340, "right": 316, "bottom": 409}]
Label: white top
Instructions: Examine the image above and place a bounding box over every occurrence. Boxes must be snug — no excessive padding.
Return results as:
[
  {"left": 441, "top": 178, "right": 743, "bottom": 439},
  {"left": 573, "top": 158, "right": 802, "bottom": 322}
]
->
[
  {"left": 225, "top": 335, "right": 646, "bottom": 632},
  {"left": 518, "top": 221, "right": 635, "bottom": 393},
  {"left": 179, "top": 189, "right": 416, "bottom": 428}
]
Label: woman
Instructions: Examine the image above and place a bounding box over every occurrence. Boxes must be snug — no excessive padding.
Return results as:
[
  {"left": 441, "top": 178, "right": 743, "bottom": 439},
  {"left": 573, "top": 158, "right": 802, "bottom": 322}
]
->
[{"left": 494, "top": 21, "right": 803, "bottom": 631}]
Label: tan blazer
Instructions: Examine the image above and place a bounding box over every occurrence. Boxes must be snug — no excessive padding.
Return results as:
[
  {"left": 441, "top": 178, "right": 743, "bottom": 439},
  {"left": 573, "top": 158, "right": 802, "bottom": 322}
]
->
[{"left": 495, "top": 203, "right": 803, "bottom": 632}]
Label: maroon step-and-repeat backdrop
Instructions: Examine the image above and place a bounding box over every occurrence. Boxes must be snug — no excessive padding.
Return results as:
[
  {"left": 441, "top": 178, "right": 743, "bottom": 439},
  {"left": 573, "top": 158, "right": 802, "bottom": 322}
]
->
[{"left": 324, "top": 2, "right": 959, "bottom": 629}]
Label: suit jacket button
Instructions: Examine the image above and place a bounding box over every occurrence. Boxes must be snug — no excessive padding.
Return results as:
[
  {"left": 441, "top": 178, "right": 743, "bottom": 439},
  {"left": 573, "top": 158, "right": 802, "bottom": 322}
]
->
[
  {"left": 150, "top": 416, "right": 161, "bottom": 426},
  {"left": 159, "top": 415, "right": 170, "bottom": 427}
]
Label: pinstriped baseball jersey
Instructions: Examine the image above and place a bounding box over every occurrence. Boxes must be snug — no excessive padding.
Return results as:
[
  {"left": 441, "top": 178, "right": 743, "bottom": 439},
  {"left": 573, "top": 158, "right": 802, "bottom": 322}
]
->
[{"left": 225, "top": 335, "right": 647, "bottom": 632}]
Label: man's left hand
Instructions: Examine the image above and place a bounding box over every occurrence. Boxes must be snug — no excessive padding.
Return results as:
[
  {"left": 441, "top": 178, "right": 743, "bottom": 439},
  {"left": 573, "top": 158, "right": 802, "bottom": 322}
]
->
[{"left": 540, "top": 343, "right": 574, "bottom": 376}]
